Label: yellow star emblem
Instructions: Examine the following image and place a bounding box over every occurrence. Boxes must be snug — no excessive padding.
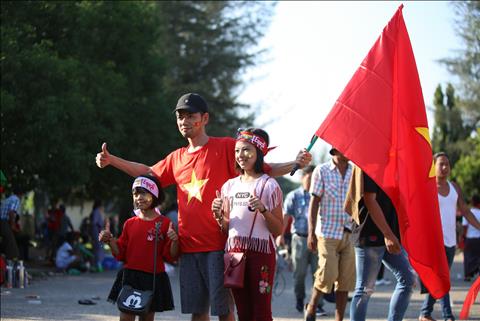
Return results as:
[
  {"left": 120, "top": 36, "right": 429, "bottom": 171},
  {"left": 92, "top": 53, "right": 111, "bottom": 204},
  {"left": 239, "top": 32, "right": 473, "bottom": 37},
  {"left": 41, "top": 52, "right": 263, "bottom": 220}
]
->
[
  {"left": 415, "top": 127, "right": 435, "bottom": 178},
  {"left": 183, "top": 170, "right": 209, "bottom": 204}
]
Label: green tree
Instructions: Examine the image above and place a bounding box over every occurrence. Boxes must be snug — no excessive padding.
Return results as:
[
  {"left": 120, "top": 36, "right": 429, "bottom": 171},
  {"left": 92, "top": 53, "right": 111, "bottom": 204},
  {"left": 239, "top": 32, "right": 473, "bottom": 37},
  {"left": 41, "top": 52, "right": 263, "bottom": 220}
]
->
[
  {"left": 1, "top": 1, "right": 275, "bottom": 217},
  {"left": 155, "top": 1, "right": 275, "bottom": 136},
  {"left": 1, "top": 1, "right": 169, "bottom": 204},
  {"left": 451, "top": 129, "right": 480, "bottom": 199},
  {"left": 432, "top": 85, "right": 448, "bottom": 153},
  {"left": 441, "top": 1, "right": 480, "bottom": 133},
  {"left": 437, "top": 1, "right": 480, "bottom": 200},
  {"left": 431, "top": 83, "right": 469, "bottom": 165}
]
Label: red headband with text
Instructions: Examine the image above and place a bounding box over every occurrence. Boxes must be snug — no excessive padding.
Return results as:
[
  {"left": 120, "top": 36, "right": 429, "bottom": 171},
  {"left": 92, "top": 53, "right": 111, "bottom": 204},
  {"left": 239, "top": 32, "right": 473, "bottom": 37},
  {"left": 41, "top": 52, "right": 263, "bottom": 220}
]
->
[{"left": 236, "top": 131, "right": 275, "bottom": 156}]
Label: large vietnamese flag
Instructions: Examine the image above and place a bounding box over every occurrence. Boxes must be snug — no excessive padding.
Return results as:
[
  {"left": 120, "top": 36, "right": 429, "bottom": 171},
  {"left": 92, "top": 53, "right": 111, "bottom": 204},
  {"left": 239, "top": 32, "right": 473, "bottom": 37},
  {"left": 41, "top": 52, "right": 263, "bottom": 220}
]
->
[{"left": 316, "top": 5, "right": 449, "bottom": 298}]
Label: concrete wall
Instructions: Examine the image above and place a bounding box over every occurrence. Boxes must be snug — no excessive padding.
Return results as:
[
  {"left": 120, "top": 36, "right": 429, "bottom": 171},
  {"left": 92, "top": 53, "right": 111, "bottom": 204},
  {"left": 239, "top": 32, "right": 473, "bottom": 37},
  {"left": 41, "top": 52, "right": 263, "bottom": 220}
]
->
[{"left": 65, "top": 201, "right": 94, "bottom": 230}]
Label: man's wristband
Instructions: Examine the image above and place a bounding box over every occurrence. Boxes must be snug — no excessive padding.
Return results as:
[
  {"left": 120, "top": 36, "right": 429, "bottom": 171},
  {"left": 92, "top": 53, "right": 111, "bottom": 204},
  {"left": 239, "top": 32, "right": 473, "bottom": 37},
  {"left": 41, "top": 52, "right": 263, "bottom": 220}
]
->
[{"left": 260, "top": 207, "right": 268, "bottom": 214}]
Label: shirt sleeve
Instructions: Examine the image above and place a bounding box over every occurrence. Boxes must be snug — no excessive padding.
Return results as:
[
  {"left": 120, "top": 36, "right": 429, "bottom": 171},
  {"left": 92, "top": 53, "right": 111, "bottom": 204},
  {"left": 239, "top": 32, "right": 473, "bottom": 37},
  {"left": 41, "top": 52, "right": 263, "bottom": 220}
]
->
[
  {"left": 310, "top": 165, "right": 324, "bottom": 198},
  {"left": 283, "top": 190, "right": 295, "bottom": 216},
  {"left": 363, "top": 173, "right": 379, "bottom": 194},
  {"left": 151, "top": 151, "right": 177, "bottom": 187},
  {"left": 7, "top": 196, "right": 20, "bottom": 213},
  {"left": 114, "top": 220, "right": 129, "bottom": 262},
  {"left": 264, "top": 178, "right": 283, "bottom": 211}
]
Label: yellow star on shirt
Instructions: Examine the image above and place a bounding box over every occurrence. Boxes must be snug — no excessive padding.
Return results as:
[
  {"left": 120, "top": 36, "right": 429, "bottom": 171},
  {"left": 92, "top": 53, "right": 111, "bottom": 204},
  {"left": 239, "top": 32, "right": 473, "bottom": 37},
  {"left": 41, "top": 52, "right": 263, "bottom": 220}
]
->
[
  {"left": 415, "top": 127, "right": 435, "bottom": 178},
  {"left": 183, "top": 170, "right": 209, "bottom": 204}
]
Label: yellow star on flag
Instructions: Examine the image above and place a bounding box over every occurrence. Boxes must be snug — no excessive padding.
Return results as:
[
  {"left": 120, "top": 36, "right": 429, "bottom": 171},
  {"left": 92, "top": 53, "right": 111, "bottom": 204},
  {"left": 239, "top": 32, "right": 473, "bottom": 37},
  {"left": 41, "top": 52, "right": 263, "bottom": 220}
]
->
[
  {"left": 415, "top": 127, "right": 435, "bottom": 178},
  {"left": 183, "top": 170, "right": 209, "bottom": 204}
]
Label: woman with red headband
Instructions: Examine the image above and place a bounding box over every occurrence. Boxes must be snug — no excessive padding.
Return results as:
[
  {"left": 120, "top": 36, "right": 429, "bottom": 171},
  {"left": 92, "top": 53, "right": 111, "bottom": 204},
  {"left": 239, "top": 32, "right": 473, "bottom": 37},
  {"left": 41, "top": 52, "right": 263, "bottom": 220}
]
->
[{"left": 212, "top": 128, "right": 284, "bottom": 321}]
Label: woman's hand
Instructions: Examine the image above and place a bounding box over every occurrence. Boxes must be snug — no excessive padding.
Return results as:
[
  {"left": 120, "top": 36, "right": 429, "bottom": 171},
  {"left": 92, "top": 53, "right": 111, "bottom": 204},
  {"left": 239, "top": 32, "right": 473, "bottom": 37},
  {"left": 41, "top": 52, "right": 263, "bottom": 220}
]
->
[
  {"left": 212, "top": 190, "right": 224, "bottom": 219},
  {"left": 98, "top": 229, "right": 113, "bottom": 243},
  {"left": 249, "top": 193, "right": 267, "bottom": 213}
]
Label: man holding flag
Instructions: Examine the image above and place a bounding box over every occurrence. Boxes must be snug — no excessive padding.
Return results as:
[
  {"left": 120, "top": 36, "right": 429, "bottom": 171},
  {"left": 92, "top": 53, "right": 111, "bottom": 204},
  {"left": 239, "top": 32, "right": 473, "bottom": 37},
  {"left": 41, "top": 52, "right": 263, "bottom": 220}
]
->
[
  {"left": 348, "top": 169, "right": 414, "bottom": 321},
  {"left": 309, "top": 2, "right": 450, "bottom": 314}
]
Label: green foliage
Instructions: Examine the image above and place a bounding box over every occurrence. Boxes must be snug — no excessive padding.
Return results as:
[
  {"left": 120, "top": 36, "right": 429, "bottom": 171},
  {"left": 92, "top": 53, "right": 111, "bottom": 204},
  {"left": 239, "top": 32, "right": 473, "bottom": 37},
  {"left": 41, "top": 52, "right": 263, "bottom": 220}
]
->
[
  {"left": 451, "top": 129, "right": 480, "bottom": 200},
  {"left": 431, "top": 84, "right": 470, "bottom": 165},
  {"left": 440, "top": 1, "right": 480, "bottom": 132},
  {"left": 435, "top": 1, "right": 480, "bottom": 200},
  {"left": 0, "top": 1, "right": 275, "bottom": 211},
  {"left": 155, "top": 1, "right": 275, "bottom": 136}
]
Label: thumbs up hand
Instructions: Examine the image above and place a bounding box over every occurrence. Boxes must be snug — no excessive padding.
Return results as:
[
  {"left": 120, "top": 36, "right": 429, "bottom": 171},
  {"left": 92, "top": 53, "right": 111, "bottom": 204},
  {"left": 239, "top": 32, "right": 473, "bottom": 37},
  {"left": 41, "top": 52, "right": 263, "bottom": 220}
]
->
[
  {"left": 96, "top": 142, "right": 111, "bottom": 168},
  {"left": 166, "top": 222, "right": 178, "bottom": 242},
  {"left": 249, "top": 190, "right": 266, "bottom": 214},
  {"left": 211, "top": 190, "right": 224, "bottom": 219}
]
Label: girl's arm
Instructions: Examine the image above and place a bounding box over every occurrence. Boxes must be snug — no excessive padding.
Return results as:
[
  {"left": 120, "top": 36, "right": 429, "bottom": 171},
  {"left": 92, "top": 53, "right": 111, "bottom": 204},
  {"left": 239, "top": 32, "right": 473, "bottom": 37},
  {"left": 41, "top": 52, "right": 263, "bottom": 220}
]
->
[
  {"left": 99, "top": 229, "right": 120, "bottom": 256},
  {"left": 166, "top": 222, "right": 179, "bottom": 258},
  {"left": 268, "top": 149, "right": 312, "bottom": 177},
  {"left": 364, "top": 191, "right": 401, "bottom": 255},
  {"left": 453, "top": 182, "right": 480, "bottom": 230},
  {"left": 259, "top": 204, "right": 284, "bottom": 237},
  {"left": 249, "top": 183, "right": 283, "bottom": 237},
  {"left": 212, "top": 190, "right": 230, "bottom": 234},
  {"left": 107, "top": 238, "right": 120, "bottom": 257}
]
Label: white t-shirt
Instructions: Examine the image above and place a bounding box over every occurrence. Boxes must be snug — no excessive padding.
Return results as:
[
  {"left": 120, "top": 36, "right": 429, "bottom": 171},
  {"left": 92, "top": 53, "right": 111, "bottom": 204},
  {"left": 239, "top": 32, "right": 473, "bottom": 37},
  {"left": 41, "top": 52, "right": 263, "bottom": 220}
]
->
[
  {"left": 221, "top": 174, "right": 283, "bottom": 254},
  {"left": 55, "top": 242, "right": 76, "bottom": 269},
  {"left": 438, "top": 181, "right": 458, "bottom": 247},
  {"left": 462, "top": 207, "right": 480, "bottom": 238}
]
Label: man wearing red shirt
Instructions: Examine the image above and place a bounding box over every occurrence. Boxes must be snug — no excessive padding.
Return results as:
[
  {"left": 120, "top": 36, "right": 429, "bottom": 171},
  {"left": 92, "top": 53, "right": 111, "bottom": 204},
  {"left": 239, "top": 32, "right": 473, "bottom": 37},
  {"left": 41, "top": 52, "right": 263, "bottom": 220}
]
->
[{"left": 96, "top": 92, "right": 311, "bottom": 321}]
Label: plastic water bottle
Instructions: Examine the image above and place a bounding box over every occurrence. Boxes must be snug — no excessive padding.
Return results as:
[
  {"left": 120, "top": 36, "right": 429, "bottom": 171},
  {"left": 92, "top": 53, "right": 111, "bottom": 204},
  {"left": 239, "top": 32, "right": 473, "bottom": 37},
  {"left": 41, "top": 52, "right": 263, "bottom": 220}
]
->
[
  {"left": 17, "top": 260, "right": 25, "bottom": 288},
  {"left": 24, "top": 270, "right": 29, "bottom": 288},
  {"left": 12, "top": 261, "right": 18, "bottom": 288},
  {"left": 6, "top": 260, "right": 13, "bottom": 288}
]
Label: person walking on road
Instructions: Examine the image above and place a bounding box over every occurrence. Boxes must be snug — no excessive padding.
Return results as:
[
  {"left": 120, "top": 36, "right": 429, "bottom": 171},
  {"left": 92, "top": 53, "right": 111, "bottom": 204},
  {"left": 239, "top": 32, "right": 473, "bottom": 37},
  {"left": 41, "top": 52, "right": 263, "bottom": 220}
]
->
[
  {"left": 277, "top": 165, "right": 327, "bottom": 316},
  {"left": 304, "top": 148, "right": 355, "bottom": 321},
  {"left": 419, "top": 152, "right": 480, "bottom": 321},
  {"left": 349, "top": 169, "right": 414, "bottom": 321},
  {"left": 462, "top": 194, "right": 480, "bottom": 282}
]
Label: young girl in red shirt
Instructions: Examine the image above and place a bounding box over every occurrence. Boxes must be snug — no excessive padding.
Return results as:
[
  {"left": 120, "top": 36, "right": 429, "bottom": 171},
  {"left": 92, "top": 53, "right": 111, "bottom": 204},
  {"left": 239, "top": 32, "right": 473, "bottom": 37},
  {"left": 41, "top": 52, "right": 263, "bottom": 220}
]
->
[{"left": 99, "top": 175, "right": 179, "bottom": 321}]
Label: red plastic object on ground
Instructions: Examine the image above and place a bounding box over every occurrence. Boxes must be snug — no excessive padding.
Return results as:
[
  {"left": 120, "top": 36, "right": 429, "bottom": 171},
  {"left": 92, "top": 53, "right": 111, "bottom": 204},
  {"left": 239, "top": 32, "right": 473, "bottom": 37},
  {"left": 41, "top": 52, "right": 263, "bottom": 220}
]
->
[{"left": 459, "top": 276, "right": 480, "bottom": 320}]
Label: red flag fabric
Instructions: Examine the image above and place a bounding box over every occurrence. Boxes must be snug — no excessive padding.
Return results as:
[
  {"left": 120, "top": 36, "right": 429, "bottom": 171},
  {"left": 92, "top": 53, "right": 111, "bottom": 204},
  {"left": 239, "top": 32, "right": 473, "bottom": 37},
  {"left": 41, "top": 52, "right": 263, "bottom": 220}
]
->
[
  {"left": 459, "top": 276, "right": 480, "bottom": 320},
  {"left": 316, "top": 5, "right": 449, "bottom": 298}
]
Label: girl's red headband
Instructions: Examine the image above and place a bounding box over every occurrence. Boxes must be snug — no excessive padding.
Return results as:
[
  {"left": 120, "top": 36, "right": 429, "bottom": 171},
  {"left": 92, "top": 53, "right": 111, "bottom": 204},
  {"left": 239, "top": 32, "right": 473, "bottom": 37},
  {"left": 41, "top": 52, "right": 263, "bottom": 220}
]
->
[{"left": 236, "top": 130, "right": 276, "bottom": 156}]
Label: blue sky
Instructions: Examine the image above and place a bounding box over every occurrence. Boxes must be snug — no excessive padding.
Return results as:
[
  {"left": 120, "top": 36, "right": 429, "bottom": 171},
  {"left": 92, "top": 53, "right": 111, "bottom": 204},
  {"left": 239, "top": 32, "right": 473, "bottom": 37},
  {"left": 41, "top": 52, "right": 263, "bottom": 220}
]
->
[{"left": 239, "top": 1, "right": 461, "bottom": 179}]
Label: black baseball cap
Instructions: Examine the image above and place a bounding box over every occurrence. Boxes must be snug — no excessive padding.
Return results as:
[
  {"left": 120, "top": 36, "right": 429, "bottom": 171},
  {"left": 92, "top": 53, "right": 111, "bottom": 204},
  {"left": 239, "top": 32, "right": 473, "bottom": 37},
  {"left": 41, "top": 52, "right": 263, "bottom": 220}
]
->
[{"left": 173, "top": 93, "right": 208, "bottom": 113}]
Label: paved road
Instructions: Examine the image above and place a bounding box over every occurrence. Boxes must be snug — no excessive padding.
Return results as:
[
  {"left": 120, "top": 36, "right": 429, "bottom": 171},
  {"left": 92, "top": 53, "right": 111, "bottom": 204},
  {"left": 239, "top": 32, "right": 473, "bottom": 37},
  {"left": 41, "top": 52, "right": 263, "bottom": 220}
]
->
[{"left": 1, "top": 253, "right": 478, "bottom": 321}]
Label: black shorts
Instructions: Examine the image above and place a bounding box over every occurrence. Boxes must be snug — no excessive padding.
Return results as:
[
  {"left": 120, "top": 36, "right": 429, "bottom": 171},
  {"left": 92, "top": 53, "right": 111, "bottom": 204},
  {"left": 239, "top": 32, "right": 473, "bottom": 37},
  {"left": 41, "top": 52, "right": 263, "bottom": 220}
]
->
[{"left": 108, "top": 268, "right": 174, "bottom": 312}]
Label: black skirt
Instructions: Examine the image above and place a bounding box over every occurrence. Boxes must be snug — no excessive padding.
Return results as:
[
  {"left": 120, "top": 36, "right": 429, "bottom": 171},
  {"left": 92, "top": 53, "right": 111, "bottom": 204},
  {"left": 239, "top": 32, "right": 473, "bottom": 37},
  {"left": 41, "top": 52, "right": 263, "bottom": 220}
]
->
[{"left": 108, "top": 268, "right": 174, "bottom": 312}]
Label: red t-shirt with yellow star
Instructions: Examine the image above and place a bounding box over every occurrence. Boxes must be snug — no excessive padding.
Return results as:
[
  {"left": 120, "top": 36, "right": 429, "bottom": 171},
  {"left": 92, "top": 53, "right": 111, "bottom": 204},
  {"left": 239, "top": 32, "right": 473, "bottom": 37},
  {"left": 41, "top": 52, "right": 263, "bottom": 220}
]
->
[{"left": 151, "top": 137, "right": 237, "bottom": 253}]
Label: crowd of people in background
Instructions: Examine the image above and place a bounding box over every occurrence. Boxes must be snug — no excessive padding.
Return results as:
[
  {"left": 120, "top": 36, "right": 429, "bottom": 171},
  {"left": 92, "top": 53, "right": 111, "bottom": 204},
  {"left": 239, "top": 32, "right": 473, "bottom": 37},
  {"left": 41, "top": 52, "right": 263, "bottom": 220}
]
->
[
  {"left": 1, "top": 92, "right": 479, "bottom": 321},
  {"left": 0, "top": 193, "right": 125, "bottom": 276}
]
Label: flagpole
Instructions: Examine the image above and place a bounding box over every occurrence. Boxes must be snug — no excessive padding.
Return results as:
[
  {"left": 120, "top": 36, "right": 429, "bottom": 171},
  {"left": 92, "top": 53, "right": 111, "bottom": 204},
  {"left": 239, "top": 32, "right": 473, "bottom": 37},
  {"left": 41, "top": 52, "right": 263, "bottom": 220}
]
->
[{"left": 289, "top": 135, "right": 318, "bottom": 176}]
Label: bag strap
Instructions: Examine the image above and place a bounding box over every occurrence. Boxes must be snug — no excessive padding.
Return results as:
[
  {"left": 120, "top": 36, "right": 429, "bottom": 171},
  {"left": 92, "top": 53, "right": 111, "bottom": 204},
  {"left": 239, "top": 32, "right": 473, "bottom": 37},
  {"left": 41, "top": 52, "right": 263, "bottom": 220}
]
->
[
  {"left": 119, "top": 218, "right": 162, "bottom": 292},
  {"left": 245, "top": 177, "right": 271, "bottom": 251},
  {"left": 152, "top": 219, "right": 162, "bottom": 292}
]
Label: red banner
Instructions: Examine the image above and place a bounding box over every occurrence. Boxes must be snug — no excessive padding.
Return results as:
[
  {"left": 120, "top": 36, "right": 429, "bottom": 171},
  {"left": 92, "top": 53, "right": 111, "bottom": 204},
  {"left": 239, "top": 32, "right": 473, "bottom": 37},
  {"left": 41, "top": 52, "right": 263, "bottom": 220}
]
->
[{"left": 316, "top": 5, "right": 450, "bottom": 298}]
